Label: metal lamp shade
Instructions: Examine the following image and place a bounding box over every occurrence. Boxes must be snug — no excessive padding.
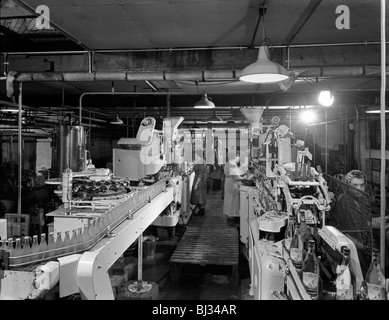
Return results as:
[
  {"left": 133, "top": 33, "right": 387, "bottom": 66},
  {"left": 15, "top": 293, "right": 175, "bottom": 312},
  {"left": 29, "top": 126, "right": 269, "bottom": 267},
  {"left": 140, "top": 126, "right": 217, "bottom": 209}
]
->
[
  {"left": 206, "top": 111, "right": 222, "bottom": 122},
  {"left": 110, "top": 114, "right": 124, "bottom": 124},
  {"left": 239, "top": 45, "right": 289, "bottom": 83},
  {"left": 194, "top": 94, "right": 215, "bottom": 109}
]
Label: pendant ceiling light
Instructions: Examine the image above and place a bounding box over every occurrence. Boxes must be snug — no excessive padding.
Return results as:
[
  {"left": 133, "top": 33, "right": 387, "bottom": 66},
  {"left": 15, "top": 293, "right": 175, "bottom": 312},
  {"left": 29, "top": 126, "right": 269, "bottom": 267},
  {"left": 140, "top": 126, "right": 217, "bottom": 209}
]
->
[
  {"left": 110, "top": 113, "right": 123, "bottom": 124},
  {"left": 239, "top": 4, "right": 289, "bottom": 83},
  {"left": 206, "top": 110, "right": 222, "bottom": 123},
  {"left": 239, "top": 45, "right": 289, "bottom": 83},
  {"left": 194, "top": 93, "right": 215, "bottom": 109}
]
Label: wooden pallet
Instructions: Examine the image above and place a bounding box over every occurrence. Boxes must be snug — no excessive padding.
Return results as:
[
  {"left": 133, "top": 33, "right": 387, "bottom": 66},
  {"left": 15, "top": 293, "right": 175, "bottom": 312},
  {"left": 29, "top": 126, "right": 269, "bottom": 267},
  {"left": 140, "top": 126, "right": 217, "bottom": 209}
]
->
[{"left": 169, "top": 215, "right": 239, "bottom": 285}]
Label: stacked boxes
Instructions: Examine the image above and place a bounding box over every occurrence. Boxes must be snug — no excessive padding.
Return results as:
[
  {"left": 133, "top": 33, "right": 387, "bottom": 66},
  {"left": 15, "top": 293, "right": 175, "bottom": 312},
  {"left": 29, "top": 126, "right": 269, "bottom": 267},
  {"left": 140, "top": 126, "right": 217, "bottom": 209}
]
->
[
  {"left": 365, "top": 158, "right": 372, "bottom": 182},
  {"left": 5, "top": 213, "right": 30, "bottom": 238}
]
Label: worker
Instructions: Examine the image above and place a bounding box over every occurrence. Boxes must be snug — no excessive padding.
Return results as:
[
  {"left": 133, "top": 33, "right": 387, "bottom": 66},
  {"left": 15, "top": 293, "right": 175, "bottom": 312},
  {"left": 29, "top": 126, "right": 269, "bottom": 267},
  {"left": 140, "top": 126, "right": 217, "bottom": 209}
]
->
[
  {"left": 239, "top": 147, "right": 249, "bottom": 175},
  {"left": 330, "top": 169, "right": 369, "bottom": 224},
  {"left": 330, "top": 169, "right": 389, "bottom": 275},
  {"left": 223, "top": 148, "right": 246, "bottom": 226},
  {"left": 210, "top": 137, "right": 223, "bottom": 191},
  {"left": 343, "top": 169, "right": 367, "bottom": 193},
  {"left": 190, "top": 150, "right": 208, "bottom": 216}
]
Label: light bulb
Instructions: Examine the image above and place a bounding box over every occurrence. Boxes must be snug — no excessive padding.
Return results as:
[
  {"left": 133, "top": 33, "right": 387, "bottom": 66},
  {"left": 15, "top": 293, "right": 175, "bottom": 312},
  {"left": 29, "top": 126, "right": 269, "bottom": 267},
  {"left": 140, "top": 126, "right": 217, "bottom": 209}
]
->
[{"left": 318, "top": 90, "right": 334, "bottom": 107}]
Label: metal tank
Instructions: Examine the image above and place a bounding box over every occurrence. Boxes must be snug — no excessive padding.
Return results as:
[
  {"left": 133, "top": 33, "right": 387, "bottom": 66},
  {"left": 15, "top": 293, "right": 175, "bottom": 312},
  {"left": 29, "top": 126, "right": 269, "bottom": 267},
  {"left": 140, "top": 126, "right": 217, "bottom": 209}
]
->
[{"left": 55, "top": 125, "right": 86, "bottom": 176}]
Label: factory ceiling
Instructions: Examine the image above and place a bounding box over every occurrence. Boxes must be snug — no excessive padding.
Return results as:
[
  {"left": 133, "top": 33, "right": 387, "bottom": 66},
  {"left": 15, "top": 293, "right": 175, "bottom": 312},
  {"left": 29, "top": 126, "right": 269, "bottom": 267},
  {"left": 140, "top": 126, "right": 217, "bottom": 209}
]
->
[{"left": 0, "top": 0, "right": 387, "bottom": 126}]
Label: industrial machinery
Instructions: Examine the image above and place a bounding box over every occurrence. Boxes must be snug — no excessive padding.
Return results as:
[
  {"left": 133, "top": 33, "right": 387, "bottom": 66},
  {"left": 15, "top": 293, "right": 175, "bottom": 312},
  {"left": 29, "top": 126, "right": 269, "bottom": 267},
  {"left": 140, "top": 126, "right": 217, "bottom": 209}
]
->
[
  {"left": 0, "top": 116, "right": 187, "bottom": 300},
  {"left": 239, "top": 108, "right": 386, "bottom": 300},
  {"left": 113, "top": 116, "right": 184, "bottom": 182}
]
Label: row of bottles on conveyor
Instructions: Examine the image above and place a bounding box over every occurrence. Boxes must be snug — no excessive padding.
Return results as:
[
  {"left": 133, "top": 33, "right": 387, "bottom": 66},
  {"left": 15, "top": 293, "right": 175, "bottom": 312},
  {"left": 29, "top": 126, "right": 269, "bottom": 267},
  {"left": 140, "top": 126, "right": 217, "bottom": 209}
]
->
[
  {"left": 285, "top": 212, "right": 322, "bottom": 300},
  {"left": 283, "top": 212, "right": 387, "bottom": 300},
  {"left": 0, "top": 215, "right": 111, "bottom": 267}
]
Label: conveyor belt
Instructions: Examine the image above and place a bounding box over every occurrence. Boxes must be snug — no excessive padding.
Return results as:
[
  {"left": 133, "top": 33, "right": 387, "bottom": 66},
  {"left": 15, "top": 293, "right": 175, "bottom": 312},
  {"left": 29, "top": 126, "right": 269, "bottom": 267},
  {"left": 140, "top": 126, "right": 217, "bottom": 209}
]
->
[{"left": 169, "top": 215, "right": 239, "bottom": 285}]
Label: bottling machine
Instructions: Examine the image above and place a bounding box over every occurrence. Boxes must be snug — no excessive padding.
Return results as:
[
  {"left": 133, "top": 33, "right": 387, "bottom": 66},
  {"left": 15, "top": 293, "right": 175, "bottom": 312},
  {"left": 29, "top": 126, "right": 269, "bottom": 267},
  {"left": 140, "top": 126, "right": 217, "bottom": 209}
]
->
[
  {"left": 0, "top": 116, "right": 186, "bottom": 300},
  {"left": 113, "top": 116, "right": 184, "bottom": 182},
  {"left": 239, "top": 107, "right": 382, "bottom": 300}
]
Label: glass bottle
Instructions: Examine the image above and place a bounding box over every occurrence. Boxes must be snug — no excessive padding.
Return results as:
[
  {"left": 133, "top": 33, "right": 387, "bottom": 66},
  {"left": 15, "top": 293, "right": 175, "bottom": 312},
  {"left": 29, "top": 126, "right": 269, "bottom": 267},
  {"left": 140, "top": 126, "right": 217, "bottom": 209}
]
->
[
  {"left": 283, "top": 215, "right": 295, "bottom": 253},
  {"left": 55, "top": 231, "right": 64, "bottom": 256},
  {"left": 290, "top": 222, "right": 303, "bottom": 272},
  {"left": 7, "top": 238, "right": 14, "bottom": 253},
  {"left": 299, "top": 211, "right": 311, "bottom": 249},
  {"left": 39, "top": 233, "right": 48, "bottom": 260},
  {"left": 21, "top": 236, "right": 32, "bottom": 264},
  {"left": 363, "top": 249, "right": 386, "bottom": 300},
  {"left": 31, "top": 234, "right": 43, "bottom": 261},
  {"left": 302, "top": 239, "right": 320, "bottom": 300},
  {"left": 62, "top": 230, "right": 72, "bottom": 254},
  {"left": 46, "top": 232, "right": 56, "bottom": 258},
  {"left": 335, "top": 246, "right": 356, "bottom": 300},
  {"left": 11, "top": 238, "right": 22, "bottom": 265}
]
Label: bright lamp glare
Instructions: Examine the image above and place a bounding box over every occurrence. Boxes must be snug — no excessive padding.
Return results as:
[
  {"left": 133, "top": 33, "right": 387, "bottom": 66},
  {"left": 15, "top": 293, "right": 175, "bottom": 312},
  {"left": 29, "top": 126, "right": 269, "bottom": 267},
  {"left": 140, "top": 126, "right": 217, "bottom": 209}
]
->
[
  {"left": 318, "top": 90, "right": 334, "bottom": 107},
  {"left": 300, "top": 110, "right": 316, "bottom": 124}
]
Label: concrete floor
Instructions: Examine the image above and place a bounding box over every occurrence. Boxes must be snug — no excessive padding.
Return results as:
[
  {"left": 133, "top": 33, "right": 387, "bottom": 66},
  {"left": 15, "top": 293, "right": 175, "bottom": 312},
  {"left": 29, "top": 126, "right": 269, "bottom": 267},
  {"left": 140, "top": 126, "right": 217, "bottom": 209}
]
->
[{"left": 110, "top": 188, "right": 253, "bottom": 300}]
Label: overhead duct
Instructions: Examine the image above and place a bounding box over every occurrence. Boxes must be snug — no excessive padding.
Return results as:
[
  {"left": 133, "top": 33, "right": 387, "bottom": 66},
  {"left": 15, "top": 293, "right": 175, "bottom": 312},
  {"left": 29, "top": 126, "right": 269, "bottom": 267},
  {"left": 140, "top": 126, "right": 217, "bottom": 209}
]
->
[{"left": 8, "top": 65, "right": 383, "bottom": 83}]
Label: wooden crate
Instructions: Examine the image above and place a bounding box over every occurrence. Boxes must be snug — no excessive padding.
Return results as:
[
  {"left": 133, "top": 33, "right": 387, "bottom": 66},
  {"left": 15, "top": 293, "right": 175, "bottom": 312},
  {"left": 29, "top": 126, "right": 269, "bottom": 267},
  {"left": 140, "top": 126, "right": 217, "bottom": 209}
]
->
[
  {"left": 5, "top": 213, "right": 30, "bottom": 238},
  {"left": 372, "top": 170, "right": 380, "bottom": 185},
  {"left": 372, "top": 158, "right": 380, "bottom": 171},
  {"left": 365, "top": 158, "right": 372, "bottom": 174},
  {"left": 365, "top": 170, "right": 372, "bottom": 182}
]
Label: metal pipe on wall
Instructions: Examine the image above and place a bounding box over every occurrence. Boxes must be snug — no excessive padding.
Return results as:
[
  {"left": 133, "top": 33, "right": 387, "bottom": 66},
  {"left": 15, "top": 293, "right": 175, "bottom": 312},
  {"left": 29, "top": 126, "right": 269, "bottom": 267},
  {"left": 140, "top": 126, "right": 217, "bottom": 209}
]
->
[
  {"left": 166, "top": 94, "right": 171, "bottom": 117},
  {"left": 18, "top": 83, "right": 22, "bottom": 220},
  {"left": 325, "top": 109, "right": 328, "bottom": 175},
  {"left": 379, "top": 0, "right": 386, "bottom": 276},
  {"left": 0, "top": 100, "right": 110, "bottom": 127}
]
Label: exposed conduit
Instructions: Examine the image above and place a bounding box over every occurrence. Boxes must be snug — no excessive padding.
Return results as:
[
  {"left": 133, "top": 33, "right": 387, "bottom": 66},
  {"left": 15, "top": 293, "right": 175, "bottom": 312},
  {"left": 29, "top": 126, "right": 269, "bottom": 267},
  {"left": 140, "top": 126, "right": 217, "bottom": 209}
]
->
[
  {"left": 17, "top": 83, "right": 22, "bottom": 222},
  {"left": 379, "top": 0, "right": 386, "bottom": 277},
  {"left": 9, "top": 65, "right": 386, "bottom": 84},
  {"left": 1, "top": 41, "right": 385, "bottom": 56}
]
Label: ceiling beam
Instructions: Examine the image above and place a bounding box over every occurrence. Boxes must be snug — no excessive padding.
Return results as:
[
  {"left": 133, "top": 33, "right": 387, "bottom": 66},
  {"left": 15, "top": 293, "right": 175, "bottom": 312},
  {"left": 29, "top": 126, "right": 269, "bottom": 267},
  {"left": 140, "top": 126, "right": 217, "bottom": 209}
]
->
[
  {"left": 13, "top": 0, "right": 91, "bottom": 51},
  {"left": 285, "top": 0, "right": 323, "bottom": 46}
]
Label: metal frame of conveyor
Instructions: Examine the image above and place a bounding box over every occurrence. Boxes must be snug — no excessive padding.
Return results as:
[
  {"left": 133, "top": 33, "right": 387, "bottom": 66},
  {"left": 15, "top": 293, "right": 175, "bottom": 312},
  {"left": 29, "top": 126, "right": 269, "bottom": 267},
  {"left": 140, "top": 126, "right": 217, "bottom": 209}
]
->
[{"left": 0, "top": 178, "right": 175, "bottom": 300}]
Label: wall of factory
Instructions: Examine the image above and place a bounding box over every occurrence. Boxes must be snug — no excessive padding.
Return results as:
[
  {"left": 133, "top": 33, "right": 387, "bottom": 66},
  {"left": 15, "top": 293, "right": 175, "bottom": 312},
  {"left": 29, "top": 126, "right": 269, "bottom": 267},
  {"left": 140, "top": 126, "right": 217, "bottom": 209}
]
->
[
  {"left": 288, "top": 116, "right": 347, "bottom": 176},
  {"left": 359, "top": 117, "right": 389, "bottom": 185},
  {"left": 88, "top": 133, "right": 118, "bottom": 169}
]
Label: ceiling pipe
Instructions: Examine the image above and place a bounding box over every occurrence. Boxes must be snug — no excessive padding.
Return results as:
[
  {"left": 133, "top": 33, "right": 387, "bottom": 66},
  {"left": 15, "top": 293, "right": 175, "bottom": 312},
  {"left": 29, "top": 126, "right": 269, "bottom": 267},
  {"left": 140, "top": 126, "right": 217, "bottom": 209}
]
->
[
  {"left": 11, "top": 65, "right": 384, "bottom": 83},
  {"left": 1, "top": 41, "right": 384, "bottom": 56},
  {"left": 88, "top": 51, "right": 94, "bottom": 73},
  {"left": 0, "top": 100, "right": 111, "bottom": 126}
]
